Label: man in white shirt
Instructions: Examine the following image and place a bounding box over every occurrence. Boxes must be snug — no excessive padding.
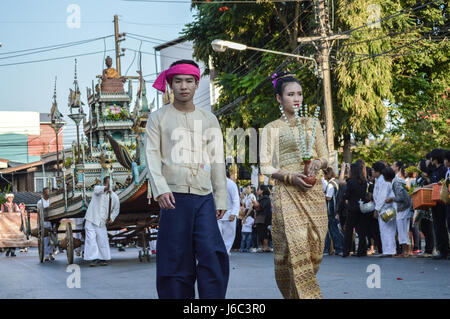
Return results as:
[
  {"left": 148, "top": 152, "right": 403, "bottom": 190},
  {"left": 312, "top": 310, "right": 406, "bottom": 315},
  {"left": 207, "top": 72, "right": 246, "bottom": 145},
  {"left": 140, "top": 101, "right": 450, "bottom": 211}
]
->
[
  {"left": 372, "top": 162, "right": 396, "bottom": 257},
  {"left": 84, "top": 176, "right": 120, "bottom": 266},
  {"left": 218, "top": 171, "right": 240, "bottom": 255},
  {"left": 37, "top": 187, "right": 54, "bottom": 261}
]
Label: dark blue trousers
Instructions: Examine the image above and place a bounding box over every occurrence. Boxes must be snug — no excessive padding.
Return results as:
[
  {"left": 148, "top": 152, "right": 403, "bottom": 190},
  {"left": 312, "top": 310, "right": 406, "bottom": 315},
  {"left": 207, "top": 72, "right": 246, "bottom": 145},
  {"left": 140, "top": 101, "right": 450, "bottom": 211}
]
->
[{"left": 156, "top": 192, "right": 229, "bottom": 299}]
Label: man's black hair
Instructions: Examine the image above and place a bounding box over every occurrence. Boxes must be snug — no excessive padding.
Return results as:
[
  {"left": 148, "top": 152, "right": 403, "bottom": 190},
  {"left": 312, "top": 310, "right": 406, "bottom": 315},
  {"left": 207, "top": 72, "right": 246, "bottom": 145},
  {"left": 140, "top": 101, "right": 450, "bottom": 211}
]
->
[
  {"left": 226, "top": 169, "right": 230, "bottom": 178},
  {"left": 382, "top": 167, "right": 395, "bottom": 182},
  {"left": 425, "top": 152, "right": 431, "bottom": 160},
  {"left": 43, "top": 187, "right": 49, "bottom": 192},
  {"left": 372, "top": 161, "right": 386, "bottom": 173},
  {"left": 103, "top": 176, "right": 110, "bottom": 184},
  {"left": 394, "top": 161, "right": 404, "bottom": 169},
  {"left": 170, "top": 59, "right": 199, "bottom": 69},
  {"left": 429, "top": 148, "right": 444, "bottom": 164}
]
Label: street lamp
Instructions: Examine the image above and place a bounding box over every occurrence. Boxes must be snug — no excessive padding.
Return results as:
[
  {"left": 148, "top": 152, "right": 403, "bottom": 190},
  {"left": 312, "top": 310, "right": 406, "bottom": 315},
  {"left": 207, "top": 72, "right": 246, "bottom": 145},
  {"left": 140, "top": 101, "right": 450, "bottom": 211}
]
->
[{"left": 211, "top": 39, "right": 318, "bottom": 72}]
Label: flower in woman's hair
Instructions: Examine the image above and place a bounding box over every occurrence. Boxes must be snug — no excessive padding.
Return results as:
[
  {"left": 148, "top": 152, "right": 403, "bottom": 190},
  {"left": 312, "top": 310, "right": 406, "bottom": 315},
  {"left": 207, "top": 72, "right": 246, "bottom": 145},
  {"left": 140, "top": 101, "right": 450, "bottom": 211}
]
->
[{"left": 271, "top": 73, "right": 278, "bottom": 88}]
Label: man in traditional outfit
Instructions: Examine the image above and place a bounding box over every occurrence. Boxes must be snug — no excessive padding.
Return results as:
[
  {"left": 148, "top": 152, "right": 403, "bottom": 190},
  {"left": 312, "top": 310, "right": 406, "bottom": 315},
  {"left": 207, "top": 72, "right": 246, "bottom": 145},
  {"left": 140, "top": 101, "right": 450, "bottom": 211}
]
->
[
  {"left": 218, "top": 170, "right": 240, "bottom": 255},
  {"left": 372, "top": 162, "right": 396, "bottom": 257},
  {"left": 1, "top": 193, "right": 19, "bottom": 257},
  {"left": 36, "top": 188, "right": 55, "bottom": 261},
  {"left": 84, "top": 176, "right": 120, "bottom": 267},
  {"left": 146, "top": 59, "right": 228, "bottom": 299}
]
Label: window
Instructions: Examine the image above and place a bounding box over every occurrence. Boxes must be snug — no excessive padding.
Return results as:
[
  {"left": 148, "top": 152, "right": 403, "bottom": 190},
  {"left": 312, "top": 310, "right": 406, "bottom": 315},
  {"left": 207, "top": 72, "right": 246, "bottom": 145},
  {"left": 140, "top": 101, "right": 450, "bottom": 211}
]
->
[{"left": 34, "top": 177, "right": 56, "bottom": 192}]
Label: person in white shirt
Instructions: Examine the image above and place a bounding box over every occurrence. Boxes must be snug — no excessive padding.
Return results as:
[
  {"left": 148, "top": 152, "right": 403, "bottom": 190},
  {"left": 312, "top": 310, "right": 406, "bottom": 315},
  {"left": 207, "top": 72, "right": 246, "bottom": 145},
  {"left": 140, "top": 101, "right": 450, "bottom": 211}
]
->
[
  {"left": 84, "top": 176, "right": 120, "bottom": 266},
  {"left": 36, "top": 187, "right": 54, "bottom": 261},
  {"left": 372, "top": 162, "right": 396, "bottom": 257},
  {"left": 243, "top": 185, "right": 256, "bottom": 210},
  {"left": 217, "top": 172, "right": 240, "bottom": 255},
  {"left": 240, "top": 213, "right": 255, "bottom": 252}
]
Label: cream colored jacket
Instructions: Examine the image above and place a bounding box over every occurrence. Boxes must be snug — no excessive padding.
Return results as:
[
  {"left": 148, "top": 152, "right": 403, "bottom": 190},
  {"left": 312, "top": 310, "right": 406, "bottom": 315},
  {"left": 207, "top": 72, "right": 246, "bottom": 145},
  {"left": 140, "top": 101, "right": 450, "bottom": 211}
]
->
[{"left": 145, "top": 104, "right": 227, "bottom": 210}]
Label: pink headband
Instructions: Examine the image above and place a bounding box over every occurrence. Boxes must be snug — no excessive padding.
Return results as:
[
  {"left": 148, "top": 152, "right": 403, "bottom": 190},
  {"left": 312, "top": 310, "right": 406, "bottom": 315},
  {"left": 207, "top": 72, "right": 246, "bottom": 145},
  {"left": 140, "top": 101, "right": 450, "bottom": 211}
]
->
[{"left": 152, "top": 64, "right": 201, "bottom": 93}]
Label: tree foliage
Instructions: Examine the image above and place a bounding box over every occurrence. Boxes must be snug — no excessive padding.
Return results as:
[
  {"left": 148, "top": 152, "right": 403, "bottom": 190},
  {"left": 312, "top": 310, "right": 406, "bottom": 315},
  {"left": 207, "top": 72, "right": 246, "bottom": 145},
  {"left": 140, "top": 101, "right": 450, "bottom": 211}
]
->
[{"left": 183, "top": 0, "right": 449, "bottom": 166}]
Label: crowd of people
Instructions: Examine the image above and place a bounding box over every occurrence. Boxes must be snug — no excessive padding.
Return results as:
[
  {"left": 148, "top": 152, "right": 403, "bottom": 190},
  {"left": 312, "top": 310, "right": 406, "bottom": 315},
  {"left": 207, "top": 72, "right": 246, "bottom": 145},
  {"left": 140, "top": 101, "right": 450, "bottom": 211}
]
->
[
  {"left": 229, "top": 183, "right": 274, "bottom": 254},
  {"left": 320, "top": 148, "right": 450, "bottom": 260},
  {"left": 221, "top": 147, "right": 450, "bottom": 261}
]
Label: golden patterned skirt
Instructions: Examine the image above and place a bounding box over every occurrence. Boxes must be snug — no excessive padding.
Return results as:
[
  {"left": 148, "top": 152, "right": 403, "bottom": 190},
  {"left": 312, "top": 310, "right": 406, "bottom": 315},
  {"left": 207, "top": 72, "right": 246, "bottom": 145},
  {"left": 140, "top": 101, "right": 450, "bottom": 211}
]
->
[{"left": 272, "top": 177, "right": 328, "bottom": 299}]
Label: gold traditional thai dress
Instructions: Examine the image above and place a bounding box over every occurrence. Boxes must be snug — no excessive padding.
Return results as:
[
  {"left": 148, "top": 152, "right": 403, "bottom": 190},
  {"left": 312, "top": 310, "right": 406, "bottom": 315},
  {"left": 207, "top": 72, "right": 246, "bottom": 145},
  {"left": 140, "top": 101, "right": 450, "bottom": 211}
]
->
[{"left": 260, "top": 116, "right": 329, "bottom": 299}]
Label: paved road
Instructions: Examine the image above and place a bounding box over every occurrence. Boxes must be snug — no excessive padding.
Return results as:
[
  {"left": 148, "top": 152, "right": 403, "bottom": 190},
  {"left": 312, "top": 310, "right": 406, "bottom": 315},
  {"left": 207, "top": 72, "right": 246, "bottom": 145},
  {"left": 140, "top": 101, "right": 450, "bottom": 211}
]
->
[{"left": 0, "top": 248, "right": 449, "bottom": 299}]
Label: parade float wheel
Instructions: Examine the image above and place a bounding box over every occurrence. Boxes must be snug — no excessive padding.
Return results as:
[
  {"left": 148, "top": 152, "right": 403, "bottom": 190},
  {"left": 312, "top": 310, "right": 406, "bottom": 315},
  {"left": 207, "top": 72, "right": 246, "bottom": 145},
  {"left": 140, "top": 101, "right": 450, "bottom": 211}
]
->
[
  {"left": 37, "top": 210, "right": 45, "bottom": 263},
  {"left": 66, "top": 222, "right": 74, "bottom": 265}
]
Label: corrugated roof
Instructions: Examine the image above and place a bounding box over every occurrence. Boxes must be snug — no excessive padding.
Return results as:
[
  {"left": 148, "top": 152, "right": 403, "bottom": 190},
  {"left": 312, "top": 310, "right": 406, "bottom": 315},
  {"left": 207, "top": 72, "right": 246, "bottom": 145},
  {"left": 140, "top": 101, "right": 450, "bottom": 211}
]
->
[{"left": 0, "top": 160, "right": 43, "bottom": 174}]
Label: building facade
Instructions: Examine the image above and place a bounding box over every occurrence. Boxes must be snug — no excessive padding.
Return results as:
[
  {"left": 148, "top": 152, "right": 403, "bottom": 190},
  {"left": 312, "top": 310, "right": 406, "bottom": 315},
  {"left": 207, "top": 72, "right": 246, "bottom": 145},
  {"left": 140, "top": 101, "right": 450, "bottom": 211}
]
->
[{"left": 0, "top": 112, "right": 64, "bottom": 164}]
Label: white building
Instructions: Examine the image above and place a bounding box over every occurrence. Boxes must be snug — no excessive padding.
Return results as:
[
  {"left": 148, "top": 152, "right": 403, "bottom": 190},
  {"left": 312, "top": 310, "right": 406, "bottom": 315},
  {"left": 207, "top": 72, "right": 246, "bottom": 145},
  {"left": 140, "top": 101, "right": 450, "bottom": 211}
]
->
[{"left": 154, "top": 38, "right": 220, "bottom": 112}]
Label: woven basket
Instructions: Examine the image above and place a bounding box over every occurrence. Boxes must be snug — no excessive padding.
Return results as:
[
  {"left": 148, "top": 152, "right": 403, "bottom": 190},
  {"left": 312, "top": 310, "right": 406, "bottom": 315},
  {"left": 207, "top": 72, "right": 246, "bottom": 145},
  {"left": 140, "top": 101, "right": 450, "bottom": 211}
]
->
[
  {"left": 431, "top": 183, "right": 442, "bottom": 202},
  {"left": 411, "top": 188, "right": 436, "bottom": 210}
]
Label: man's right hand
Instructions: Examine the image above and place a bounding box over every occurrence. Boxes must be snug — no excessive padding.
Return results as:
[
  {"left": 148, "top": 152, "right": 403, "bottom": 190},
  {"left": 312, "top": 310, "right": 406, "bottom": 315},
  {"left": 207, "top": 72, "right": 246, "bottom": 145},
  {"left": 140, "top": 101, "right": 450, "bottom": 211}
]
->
[{"left": 157, "top": 192, "right": 176, "bottom": 210}]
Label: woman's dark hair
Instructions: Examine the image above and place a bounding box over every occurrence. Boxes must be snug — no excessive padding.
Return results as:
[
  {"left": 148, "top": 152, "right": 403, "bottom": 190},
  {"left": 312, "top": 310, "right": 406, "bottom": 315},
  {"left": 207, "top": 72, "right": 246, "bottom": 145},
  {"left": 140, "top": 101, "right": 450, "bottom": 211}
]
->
[
  {"left": 372, "top": 161, "right": 386, "bottom": 173},
  {"left": 418, "top": 159, "right": 429, "bottom": 174},
  {"left": 366, "top": 167, "right": 373, "bottom": 178},
  {"left": 274, "top": 72, "right": 301, "bottom": 97},
  {"left": 355, "top": 159, "right": 367, "bottom": 178},
  {"left": 259, "top": 185, "right": 270, "bottom": 196},
  {"left": 350, "top": 163, "right": 366, "bottom": 184},
  {"left": 382, "top": 167, "right": 395, "bottom": 182},
  {"left": 394, "top": 161, "right": 405, "bottom": 177},
  {"left": 170, "top": 59, "right": 199, "bottom": 68}
]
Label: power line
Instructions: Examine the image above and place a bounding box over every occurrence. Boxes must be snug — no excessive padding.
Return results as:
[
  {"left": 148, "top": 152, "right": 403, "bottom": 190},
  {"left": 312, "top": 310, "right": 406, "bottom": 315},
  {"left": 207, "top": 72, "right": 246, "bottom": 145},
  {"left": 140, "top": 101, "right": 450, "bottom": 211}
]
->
[
  {"left": 0, "top": 49, "right": 115, "bottom": 67},
  {"left": 212, "top": 0, "right": 444, "bottom": 117},
  {"left": 335, "top": 37, "right": 449, "bottom": 67},
  {"left": 0, "top": 35, "right": 114, "bottom": 56},
  {"left": 296, "top": 0, "right": 444, "bottom": 46}
]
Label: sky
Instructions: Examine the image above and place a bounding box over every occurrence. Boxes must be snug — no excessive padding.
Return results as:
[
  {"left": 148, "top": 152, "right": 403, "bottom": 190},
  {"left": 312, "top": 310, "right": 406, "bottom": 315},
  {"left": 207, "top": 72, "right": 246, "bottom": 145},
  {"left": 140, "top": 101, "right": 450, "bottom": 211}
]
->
[{"left": 0, "top": 0, "right": 195, "bottom": 147}]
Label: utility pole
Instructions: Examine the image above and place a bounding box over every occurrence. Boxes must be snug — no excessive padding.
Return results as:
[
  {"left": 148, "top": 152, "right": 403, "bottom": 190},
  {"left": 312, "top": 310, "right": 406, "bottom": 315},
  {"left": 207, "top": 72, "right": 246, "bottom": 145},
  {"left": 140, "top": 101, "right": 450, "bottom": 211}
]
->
[
  {"left": 298, "top": 0, "right": 349, "bottom": 164},
  {"left": 114, "top": 15, "right": 126, "bottom": 76}
]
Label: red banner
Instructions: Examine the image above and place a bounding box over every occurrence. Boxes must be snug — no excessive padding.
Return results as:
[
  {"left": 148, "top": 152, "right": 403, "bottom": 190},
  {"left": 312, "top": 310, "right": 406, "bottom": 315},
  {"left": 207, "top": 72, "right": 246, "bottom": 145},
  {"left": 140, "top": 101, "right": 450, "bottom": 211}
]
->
[{"left": 0, "top": 213, "right": 38, "bottom": 248}]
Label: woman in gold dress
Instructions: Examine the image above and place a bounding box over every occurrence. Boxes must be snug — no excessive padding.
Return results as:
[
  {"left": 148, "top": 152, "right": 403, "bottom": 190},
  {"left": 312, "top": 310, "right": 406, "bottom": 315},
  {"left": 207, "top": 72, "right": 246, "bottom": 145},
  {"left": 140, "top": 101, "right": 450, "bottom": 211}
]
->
[{"left": 260, "top": 73, "right": 329, "bottom": 299}]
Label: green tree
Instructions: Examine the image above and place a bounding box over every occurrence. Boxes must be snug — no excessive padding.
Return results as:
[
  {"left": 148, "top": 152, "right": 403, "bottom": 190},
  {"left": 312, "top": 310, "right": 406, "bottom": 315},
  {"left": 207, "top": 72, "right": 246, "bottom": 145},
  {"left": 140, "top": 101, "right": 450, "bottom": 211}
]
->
[{"left": 388, "top": 0, "right": 449, "bottom": 160}]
